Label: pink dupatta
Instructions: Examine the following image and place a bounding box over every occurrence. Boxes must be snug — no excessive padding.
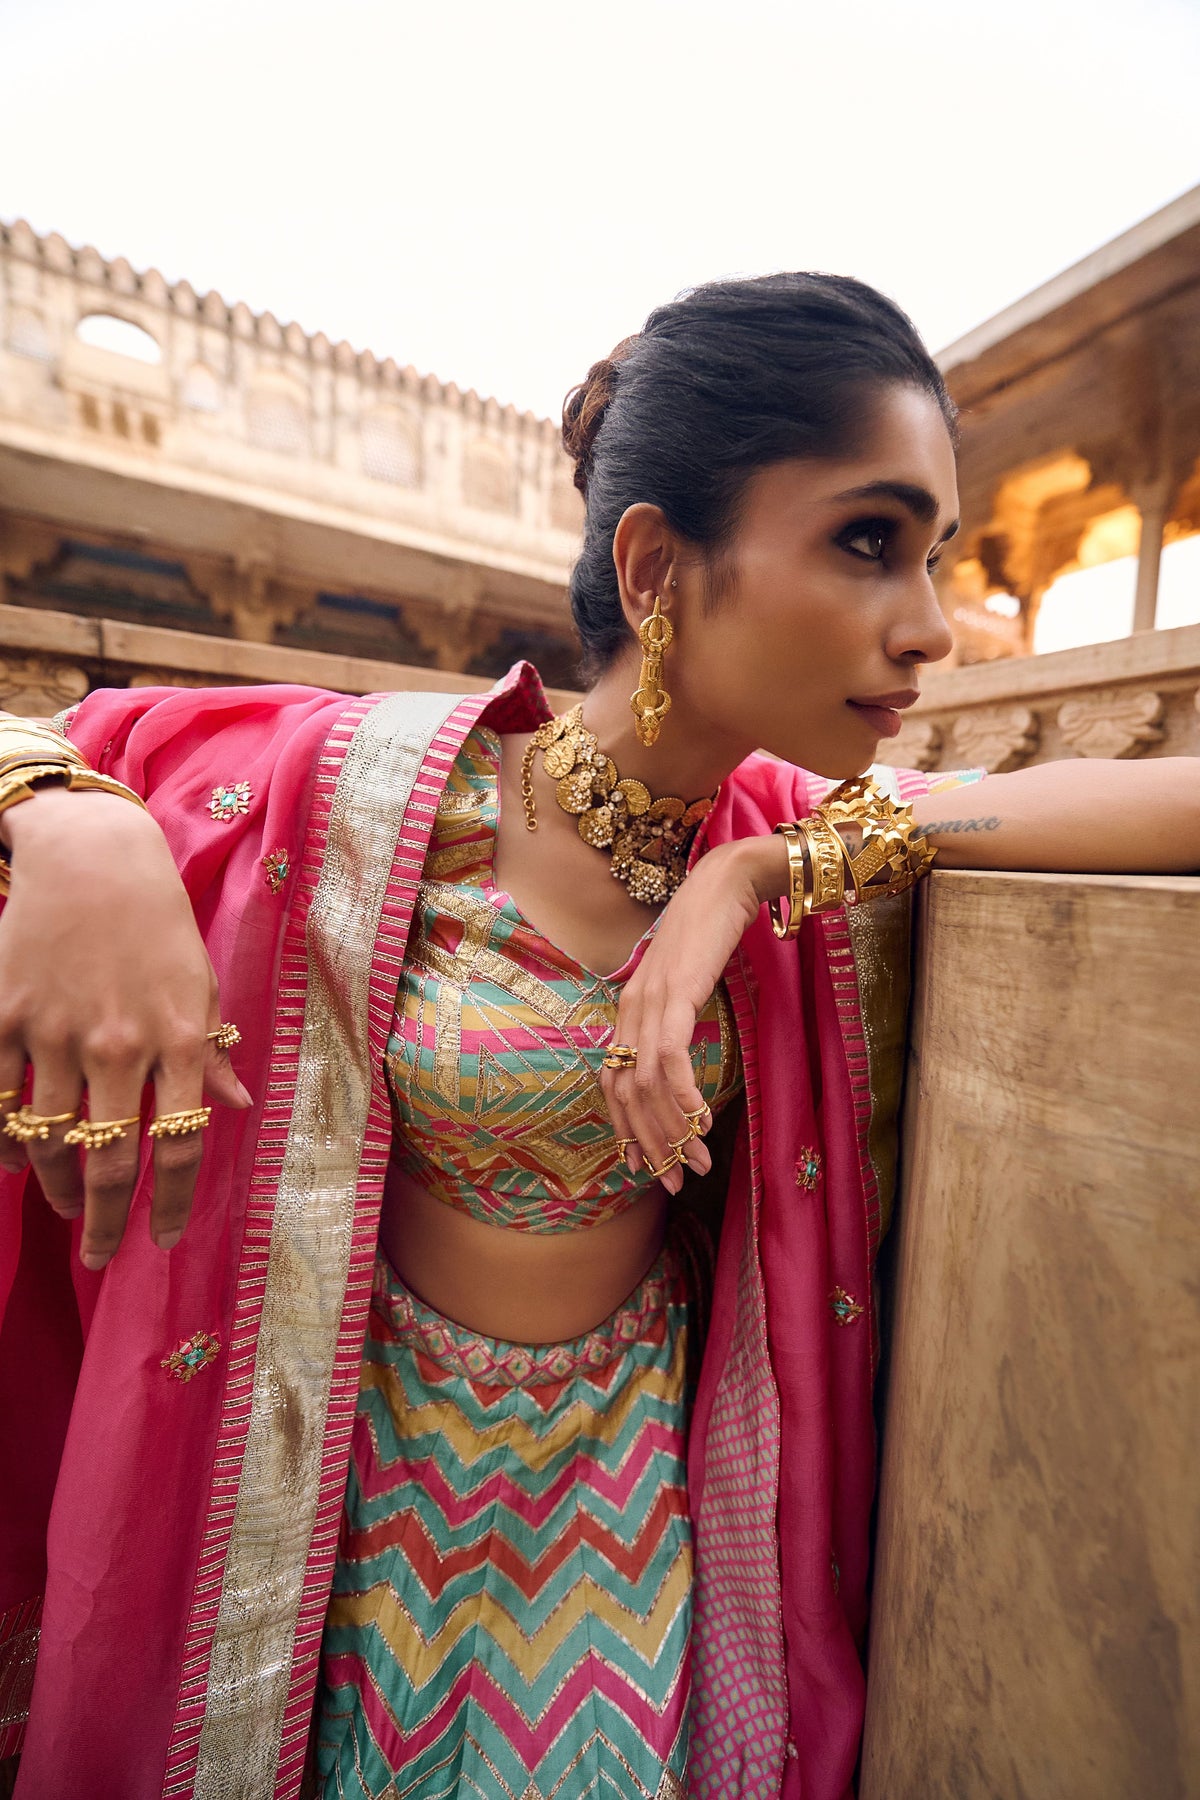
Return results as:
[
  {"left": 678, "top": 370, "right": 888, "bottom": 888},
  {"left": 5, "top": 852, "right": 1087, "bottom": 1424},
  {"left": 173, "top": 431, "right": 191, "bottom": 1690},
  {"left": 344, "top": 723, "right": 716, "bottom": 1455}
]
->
[{"left": 0, "top": 665, "right": 932, "bottom": 1799}]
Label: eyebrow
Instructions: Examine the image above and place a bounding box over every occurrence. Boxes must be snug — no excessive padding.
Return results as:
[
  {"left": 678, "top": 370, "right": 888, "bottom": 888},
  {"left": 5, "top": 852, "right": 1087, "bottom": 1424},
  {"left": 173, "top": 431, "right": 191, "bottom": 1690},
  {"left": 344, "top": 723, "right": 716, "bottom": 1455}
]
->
[{"left": 833, "top": 480, "right": 960, "bottom": 542}]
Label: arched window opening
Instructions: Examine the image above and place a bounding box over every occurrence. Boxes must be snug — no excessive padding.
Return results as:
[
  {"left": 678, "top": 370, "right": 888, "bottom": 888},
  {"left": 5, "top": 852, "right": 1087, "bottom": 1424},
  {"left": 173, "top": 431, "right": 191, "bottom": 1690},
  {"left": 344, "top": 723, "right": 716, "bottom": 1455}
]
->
[{"left": 75, "top": 313, "right": 162, "bottom": 364}]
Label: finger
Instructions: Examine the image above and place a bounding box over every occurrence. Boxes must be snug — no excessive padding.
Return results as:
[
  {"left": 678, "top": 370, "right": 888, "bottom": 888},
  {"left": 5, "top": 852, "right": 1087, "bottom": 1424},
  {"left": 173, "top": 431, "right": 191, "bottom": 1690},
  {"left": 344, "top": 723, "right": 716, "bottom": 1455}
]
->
[
  {"left": 22, "top": 1058, "right": 86, "bottom": 1219},
  {"left": 627, "top": 1012, "right": 713, "bottom": 1190},
  {"left": 77, "top": 1058, "right": 150, "bottom": 1270},
  {"left": 148, "top": 1036, "right": 210, "bottom": 1255},
  {"left": 0, "top": 1042, "right": 29, "bottom": 1173},
  {"left": 622, "top": 1068, "right": 686, "bottom": 1194},
  {"left": 599, "top": 1078, "right": 641, "bottom": 1176},
  {"left": 602, "top": 999, "right": 647, "bottom": 1174},
  {"left": 201, "top": 986, "right": 253, "bottom": 1111}
]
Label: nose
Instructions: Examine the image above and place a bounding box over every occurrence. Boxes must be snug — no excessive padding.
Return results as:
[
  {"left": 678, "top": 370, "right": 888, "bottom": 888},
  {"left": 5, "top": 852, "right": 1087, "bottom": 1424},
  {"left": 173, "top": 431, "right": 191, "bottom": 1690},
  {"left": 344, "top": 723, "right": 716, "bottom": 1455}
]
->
[{"left": 886, "top": 574, "right": 955, "bottom": 668}]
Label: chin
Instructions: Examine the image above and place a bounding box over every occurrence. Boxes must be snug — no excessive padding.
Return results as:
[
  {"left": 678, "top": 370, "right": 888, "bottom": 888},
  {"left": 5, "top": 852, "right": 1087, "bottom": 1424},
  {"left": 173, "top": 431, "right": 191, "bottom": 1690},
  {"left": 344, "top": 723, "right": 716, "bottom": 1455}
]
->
[{"left": 761, "top": 725, "right": 877, "bottom": 781}]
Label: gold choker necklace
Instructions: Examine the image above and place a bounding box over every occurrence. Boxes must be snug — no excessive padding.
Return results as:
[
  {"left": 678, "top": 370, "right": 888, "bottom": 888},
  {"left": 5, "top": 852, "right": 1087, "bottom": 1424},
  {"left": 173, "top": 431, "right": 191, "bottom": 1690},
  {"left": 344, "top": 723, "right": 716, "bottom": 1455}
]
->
[{"left": 521, "top": 705, "right": 715, "bottom": 906}]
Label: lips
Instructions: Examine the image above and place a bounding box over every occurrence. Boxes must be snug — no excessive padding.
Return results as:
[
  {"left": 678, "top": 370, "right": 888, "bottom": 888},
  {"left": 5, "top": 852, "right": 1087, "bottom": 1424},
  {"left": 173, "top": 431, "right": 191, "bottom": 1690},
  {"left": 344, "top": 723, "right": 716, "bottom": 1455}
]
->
[{"left": 845, "top": 693, "right": 919, "bottom": 739}]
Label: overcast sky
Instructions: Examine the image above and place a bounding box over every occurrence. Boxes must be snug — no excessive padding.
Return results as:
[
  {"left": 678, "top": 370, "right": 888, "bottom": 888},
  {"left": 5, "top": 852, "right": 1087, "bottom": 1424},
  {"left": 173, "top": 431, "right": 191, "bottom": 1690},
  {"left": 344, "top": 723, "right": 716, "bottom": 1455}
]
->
[{"left": 3, "top": 0, "right": 1198, "bottom": 422}]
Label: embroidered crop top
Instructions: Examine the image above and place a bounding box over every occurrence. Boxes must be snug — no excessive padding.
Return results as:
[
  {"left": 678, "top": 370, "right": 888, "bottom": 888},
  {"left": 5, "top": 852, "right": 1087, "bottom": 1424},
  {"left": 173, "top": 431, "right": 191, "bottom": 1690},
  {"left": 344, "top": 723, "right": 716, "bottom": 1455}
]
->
[{"left": 385, "top": 726, "right": 742, "bottom": 1234}]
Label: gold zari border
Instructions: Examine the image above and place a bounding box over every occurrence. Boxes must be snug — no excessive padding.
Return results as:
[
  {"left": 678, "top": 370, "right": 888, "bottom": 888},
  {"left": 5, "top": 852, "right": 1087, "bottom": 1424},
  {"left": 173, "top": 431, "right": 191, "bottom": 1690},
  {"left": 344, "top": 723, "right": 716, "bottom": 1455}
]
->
[
  {"left": 193, "top": 690, "right": 462, "bottom": 1797},
  {"left": 844, "top": 889, "right": 914, "bottom": 1240}
]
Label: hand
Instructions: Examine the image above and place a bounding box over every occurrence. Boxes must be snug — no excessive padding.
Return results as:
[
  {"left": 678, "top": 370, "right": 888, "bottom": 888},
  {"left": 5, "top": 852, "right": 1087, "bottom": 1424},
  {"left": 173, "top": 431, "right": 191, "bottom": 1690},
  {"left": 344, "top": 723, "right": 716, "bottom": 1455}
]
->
[
  {"left": 0, "top": 789, "right": 252, "bottom": 1268},
  {"left": 599, "top": 835, "right": 786, "bottom": 1192}
]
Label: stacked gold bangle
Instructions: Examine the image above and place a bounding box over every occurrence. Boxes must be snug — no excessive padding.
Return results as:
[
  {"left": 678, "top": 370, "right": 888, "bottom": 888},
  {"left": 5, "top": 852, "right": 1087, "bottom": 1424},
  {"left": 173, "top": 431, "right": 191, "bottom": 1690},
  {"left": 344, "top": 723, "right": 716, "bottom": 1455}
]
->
[
  {"left": 0, "top": 719, "right": 148, "bottom": 896},
  {"left": 769, "top": 775, "right": 937, "bottom": 941}
]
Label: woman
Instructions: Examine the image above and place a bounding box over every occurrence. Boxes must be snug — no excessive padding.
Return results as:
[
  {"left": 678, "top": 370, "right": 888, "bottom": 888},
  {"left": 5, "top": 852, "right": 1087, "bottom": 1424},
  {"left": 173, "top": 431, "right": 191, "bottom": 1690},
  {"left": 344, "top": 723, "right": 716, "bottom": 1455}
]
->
[{"left": 0, "top": 273, "right": 1195, "bottom": 1800}]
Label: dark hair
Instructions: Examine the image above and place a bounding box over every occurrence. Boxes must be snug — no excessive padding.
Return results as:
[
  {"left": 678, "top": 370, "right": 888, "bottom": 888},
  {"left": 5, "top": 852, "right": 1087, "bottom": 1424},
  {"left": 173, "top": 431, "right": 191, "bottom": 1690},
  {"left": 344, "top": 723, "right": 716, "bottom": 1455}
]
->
[{"left": 561, "top": 272, "right": 956, "bottom": 676}]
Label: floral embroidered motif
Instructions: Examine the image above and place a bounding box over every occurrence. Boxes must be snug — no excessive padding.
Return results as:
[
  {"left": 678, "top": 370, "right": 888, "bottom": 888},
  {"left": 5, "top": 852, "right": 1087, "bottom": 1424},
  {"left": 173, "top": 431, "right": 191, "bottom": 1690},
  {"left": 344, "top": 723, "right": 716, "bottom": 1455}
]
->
[
  {"left": 209, "top": 781, "right": 252, "bottom": 822},
  {"left": 794, "top": 1146, "right": 822, "bottom": 1190},
  {"left": 829, "top": 1287, "right": 863, "bottom": 1326},
  {"left": 262, "top": 848, "right": 290, "bottom": 893},
  {"left": 161, "top": 1330, "right": 221, "bottom": 1382}
]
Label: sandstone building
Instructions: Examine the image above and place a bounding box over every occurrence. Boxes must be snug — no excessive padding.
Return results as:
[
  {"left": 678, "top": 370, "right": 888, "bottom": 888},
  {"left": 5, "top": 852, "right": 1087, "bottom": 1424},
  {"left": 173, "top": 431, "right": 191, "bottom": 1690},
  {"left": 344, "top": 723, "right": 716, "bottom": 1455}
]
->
[{"left": 1, "top": 196, "right": 1199, "bottom": 773}]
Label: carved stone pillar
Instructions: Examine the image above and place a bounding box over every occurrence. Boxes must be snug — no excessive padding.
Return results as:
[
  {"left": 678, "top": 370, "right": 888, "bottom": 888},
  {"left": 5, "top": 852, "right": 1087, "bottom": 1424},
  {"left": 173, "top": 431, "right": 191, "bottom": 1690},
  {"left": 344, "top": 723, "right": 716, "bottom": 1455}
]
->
[
  {"left": 0, "top": 516, "right": 60, "bottom": 599},
  {"left": 187, "top": 555, "right": 308, "bottom": 643},
  {"left": 419, "top": 600, "right": 495, "bottom": 674},
  {"left": 1131, "top": 474, "right": 1173, "bottom": 633}
]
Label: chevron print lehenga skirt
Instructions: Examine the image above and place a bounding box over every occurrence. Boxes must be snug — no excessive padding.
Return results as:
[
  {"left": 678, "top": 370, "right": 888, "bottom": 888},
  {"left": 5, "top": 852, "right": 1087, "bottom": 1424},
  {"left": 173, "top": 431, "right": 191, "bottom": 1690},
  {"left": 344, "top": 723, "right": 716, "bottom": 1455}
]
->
[{"left": 314, "top": 1248, "right": 692, "bottom": 1800}]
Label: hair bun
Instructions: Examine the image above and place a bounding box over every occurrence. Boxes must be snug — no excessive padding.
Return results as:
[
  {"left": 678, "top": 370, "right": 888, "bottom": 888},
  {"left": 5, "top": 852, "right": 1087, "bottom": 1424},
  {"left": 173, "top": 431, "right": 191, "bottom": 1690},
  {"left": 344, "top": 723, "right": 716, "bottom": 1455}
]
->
[{"left": 561, "top": 336, "right": 636, "bottom": 496}]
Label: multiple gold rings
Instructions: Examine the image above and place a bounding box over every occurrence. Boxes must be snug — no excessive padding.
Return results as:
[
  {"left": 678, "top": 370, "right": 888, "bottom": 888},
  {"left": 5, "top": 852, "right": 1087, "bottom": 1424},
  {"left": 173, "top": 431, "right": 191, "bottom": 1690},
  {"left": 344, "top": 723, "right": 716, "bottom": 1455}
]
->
[
  {"left": 2, "top": 1089, "right": 214, "bottom": 1147},
  {"left": 3, "top": 1106, "right": 80, "bottom": 1144},
  {"left": 601, "top": 1044, "right": 639, "bottom": 1071},
  {"left": 205, "top": 1022, "right": 242, "bottom": 1052},
  {"left": 62, "top": 1115, "right": 142, "bottom": 1151},
  {"left": 147, "top": 1107, "right": 212, "bottom": 1140}
]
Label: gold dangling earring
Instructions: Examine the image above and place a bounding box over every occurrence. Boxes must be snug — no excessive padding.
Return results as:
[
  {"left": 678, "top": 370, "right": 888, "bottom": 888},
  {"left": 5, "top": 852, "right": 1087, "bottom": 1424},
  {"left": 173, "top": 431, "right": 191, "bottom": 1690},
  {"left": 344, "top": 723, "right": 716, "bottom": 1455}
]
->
[{"left": 630, "top": 594, "right": 673, "bottom": 747}]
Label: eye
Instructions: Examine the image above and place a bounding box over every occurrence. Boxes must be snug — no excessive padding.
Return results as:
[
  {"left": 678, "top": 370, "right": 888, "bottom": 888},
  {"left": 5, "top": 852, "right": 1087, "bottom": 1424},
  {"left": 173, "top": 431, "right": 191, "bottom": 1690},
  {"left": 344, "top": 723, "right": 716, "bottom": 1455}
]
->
[{"left": 838, "top": 518, "right": 893, "bottom": 563}]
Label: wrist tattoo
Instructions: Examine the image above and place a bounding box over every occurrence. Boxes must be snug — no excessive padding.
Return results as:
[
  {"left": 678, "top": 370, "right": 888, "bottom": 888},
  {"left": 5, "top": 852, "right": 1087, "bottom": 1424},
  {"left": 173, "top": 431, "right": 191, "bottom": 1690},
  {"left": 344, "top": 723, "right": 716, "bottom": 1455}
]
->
[{"left": 922, "top": 816, "right": 1002, "bottom": 835}]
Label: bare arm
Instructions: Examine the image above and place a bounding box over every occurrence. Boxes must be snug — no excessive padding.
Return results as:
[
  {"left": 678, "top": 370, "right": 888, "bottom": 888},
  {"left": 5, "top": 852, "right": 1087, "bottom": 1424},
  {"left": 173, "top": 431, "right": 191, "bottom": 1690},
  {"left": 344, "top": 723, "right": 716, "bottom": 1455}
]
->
[
  {"left": 911, "top": 757, "right": 1200, "bottom": 875},
  {"left": 602, "top": 754, "right": 1200, "bottom": 1176}
]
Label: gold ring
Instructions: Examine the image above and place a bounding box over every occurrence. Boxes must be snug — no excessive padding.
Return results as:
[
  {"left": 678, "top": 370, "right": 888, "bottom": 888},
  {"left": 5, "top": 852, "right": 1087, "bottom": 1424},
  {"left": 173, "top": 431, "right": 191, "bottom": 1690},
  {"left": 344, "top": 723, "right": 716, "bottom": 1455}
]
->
[
  {"left": 645, "top": 1150, "right": 683, "bottom": 1181},
  {"left": 0, "top": 1086, "right": 23, "bottom": 1107},
  {"left": 206, "top": 1023, "right": 242, "bottom": 1052},
  {"left": 668, "top": 1133, "right": 694, "bottom": 1155},
  {"left": 615, "top": 1137, "right": 635, "bottom": 1164},
  {"left": 601, "top": 1044, "right": 638, "bottom": 1071},
  {"left": 63, "top": 1115, "right": 142, "bottom": 1151},
  {"left": 3, "top": 1106, "right": 80, "bottom": 1144},
  {"left": 683, "top": 1105, "right": 711, "bottom": 1131},
  {"left": 148, "top": 1107, "right": 212, "bottom": 1140}
]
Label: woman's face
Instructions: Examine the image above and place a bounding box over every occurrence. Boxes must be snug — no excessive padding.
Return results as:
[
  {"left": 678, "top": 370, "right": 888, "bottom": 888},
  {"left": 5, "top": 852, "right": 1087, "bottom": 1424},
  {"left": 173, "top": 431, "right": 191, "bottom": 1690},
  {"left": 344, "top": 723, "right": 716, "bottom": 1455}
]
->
[{"left": 671, "top": 384, "right": 959, "bottom": 778}]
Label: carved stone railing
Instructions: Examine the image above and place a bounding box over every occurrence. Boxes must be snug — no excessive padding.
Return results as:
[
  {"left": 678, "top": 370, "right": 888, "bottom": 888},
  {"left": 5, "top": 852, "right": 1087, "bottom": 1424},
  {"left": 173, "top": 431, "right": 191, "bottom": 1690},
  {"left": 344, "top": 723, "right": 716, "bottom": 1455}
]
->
[
  {"left": 879, "top": 621, "right": 1200, "bottom": 772},
  {"left": 6, "top": 602, "right": 1200, "bottom": 777},
  {"left": 0, "top": 604, "right": 580, "bottom": 718},
  {"left": 862, "top": 869, "right": 1199, "bottom": 1798}
]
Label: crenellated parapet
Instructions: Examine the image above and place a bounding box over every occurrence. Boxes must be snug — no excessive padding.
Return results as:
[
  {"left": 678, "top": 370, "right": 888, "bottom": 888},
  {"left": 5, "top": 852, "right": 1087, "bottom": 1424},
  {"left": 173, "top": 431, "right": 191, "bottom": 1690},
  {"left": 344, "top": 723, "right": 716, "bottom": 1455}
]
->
[{"left": 0, "top": 218, "right": 584, "bottom": 677}]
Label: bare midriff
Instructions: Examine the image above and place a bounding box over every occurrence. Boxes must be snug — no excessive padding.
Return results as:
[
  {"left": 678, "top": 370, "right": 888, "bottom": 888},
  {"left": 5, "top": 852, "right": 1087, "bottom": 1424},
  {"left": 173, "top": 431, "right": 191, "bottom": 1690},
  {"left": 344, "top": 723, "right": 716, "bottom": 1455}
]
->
[{"left": 378, "top": 1158, "right": 671, "bottom": 1343}]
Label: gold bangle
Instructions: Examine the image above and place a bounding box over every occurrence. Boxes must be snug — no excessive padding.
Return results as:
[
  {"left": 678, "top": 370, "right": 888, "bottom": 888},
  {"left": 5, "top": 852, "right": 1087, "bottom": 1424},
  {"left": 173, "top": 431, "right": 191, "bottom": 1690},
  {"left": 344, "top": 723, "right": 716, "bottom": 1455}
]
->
[
  {"left": 796, "top": 815, "right": 847, "bottom": 916},
  {"left": 815, "top": 776, "right": 937, "bottom": 902},
  {"left": 768, "top": 821, "right": 809, "bottom": 940},
  {"left": 0, "top": 719, "right": 87, "bottom": 763},
  {"left": 0, "top": 763, "right": 148, "bottom": 896}
]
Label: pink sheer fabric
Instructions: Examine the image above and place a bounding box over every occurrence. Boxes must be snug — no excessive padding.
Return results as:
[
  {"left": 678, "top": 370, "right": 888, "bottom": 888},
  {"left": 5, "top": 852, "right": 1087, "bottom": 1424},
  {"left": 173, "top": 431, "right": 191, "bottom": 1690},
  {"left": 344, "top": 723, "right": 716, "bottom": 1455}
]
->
[{"left": 0, "top": 668, "right": 934, "bottom": 1799}]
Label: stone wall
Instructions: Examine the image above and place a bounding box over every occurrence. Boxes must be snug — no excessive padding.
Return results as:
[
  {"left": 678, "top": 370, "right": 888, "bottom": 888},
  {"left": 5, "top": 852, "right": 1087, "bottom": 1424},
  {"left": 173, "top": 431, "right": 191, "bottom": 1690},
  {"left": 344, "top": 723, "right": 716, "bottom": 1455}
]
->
[{"left": 861, "top": 869, "right": 1199, "bottom": 1799}]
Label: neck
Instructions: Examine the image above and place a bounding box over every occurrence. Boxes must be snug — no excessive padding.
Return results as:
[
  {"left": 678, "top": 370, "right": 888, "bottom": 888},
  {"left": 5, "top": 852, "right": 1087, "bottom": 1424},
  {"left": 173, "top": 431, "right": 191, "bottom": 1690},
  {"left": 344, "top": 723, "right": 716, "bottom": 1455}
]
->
[{"left": 579, "top": 653, "right": 754, "bottom": 798}]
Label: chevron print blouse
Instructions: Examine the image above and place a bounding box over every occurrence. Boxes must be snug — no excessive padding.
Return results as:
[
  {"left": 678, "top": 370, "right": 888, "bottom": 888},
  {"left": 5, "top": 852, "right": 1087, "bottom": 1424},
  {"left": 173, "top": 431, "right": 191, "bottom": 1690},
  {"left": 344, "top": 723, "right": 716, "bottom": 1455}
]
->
[{"left": 386, "top": 726, "right": 742, "bottom": 1233}]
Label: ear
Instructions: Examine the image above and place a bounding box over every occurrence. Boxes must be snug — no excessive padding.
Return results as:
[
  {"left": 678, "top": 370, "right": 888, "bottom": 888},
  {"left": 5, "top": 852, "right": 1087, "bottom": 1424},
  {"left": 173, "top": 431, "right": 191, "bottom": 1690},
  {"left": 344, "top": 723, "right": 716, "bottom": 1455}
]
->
[{"left": 611, "top": 503, "right": 682, "bottom": 642}]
